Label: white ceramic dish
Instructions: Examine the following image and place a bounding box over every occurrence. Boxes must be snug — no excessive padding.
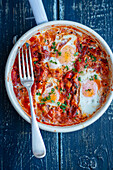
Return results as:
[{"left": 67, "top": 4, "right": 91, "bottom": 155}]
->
[{"left": 5, "top": 20, "right": 113, "bottom": 132}]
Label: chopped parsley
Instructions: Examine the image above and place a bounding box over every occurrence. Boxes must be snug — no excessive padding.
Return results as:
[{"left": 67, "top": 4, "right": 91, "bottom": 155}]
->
[
  {"left": 60, "top": 88, "right": 63, "bottom": 92},
  {"left": 51, "top": 88, "right": 55, "bottom": 93},
  {"left": 52, "top": 42, "right": 55, "bottom": 46},
  {"left": 54, "top": 49, "right": 58, "bottom": 52},
  {"left": 61, "top": 103, "right": 67, "bottom": 107},
  {"left": 72, "top": 61, "right": 76, "bottom": 63},
  {"left": 78, "top": 77, "right": 81, "bottom": 81},
  {"left": 72, "top": 68, "right": 77, "bottom": 72},
  {"left": 85, "top": 58, "right": 87, "bottom": 63},
  {"left": 74, "top": 52, "right": 79, "bottom": 56},
  {"left": 34, "top": 61, "right": 38, "bottom": 64},
  {"left": 38, "top": 52, "right": 41, "bottom": 55},
  {"left": 84, "top": 64, "right": 89, "bottom": 68},
  {"left": 51, "top": 100, "right": 54, "bottom": 103},
  {"left": 94, "top": 74, "right": 98, "bottom": 79},
  {"left": 89, "top": 76, "right": 94, "bottom": 81},
  {"left": 41, "top": 98, "right": 47, "bottom": 102},
  {"left": 67, "top": 93, "right": 71, "bottom": 99},
  {"left": 65, "top": 65, "right": 69, "bottom": 70},
  {"left": 92, "top": 57, "right": 97, "bottom": 62},
  {"left": 58, "top": 51, "right": 62, "bottom": 56},
  {"left": 79, "top": 58, "right": 81, "bottom": 62},
  {"left": 80, "top": 44, "right": 82, "bottom": 49},
  {"left": 46, "top": 95, "right": 51, "bottom": 100},
  {"left": 85, "top": 89, "right": 91, "bottom": 92},
  {"left": 55, "top": 86, "right": 58, "bottom": 90},
  {"left": 39, "top": 103, "right": 45, "bottom": 105},
  {"left": 79, "top": 71, "right": 83, "bottom": 74},
  {"left": 44, "top": 38, "right": 46, "bottom": 42},
  {"left": 50, "top": 60, "right": 57, "bottom": 64},
  {"left": 74, "top": 83, "right": 78, "bottom": 88},
  {"left": 36, "top": 92, "right": 41, "bottom": 96},
  {"left": 57, "top": 102, "right": 60, "bottom": 106},
  {"left": 76, "top": 112, "right": 78, "bottom": 115},
  {"left": 90, "top": 54, "right": 97, "bottom": 62}
]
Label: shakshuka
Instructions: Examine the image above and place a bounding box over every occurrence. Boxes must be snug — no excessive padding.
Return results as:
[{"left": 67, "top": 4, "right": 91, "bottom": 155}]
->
[{"left": 11, "top": 25, "right": 111, "bottom": 126}]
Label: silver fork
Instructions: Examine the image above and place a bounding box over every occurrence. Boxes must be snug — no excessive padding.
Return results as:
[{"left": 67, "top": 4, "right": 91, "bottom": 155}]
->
[{"left": 18, "top": 46, "right": 46, "bottom": 158}]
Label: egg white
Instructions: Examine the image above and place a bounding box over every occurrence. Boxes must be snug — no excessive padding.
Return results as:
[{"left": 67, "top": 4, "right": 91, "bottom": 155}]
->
[
  {"left": 43, "top": 57, "right": 62, "bottom": 69},
  {"left": 79, "top": 69, "right": 102, "bottom": 115},
  {"left": 36, "top": 78, "right": 59, "bottom": 107}
]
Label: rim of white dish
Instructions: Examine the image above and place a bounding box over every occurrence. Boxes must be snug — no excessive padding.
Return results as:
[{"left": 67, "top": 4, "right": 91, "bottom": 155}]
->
[{"left": 5, "top": 20, "right": 113, "bottom": 133}]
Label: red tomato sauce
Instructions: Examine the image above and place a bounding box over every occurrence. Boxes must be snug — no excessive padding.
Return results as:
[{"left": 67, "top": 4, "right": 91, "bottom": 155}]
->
[{"left": 11, "top": 26, "right": 111, "bottom": 126}]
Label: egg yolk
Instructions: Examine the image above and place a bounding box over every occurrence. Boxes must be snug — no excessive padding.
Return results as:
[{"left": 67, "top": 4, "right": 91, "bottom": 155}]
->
[
  {"left": 40, "top": 87, "right": 58, "bottom": 104},
  {"left": 82, "top": 80, "right": 97, "bottom": 97},
  {"left": 58, "top": 45, "right": 75, "bottom": 65}
]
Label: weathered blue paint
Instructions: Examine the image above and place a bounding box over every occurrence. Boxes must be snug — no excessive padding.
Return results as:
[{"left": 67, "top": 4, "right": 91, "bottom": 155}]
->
[{"left": 0, "top": 0, "right": 113, "bottom": 169}]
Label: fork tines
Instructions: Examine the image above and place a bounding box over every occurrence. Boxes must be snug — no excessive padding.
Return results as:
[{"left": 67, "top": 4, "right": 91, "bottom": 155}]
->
[{"left": 18, "top": 46, "right": 34, "bottom": 80}]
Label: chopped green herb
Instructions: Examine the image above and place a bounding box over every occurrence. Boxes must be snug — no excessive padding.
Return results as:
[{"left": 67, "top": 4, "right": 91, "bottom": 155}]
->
[
  {"left": 72, "top": 61, "right": 76, "bottom": 63},
  {"left": 46, "top": 95, "right": 51, "bottom": 100},
  {"left": 60, "top": 88, "right": 63, "bottom": 91},
  {"left": 92, "top": 57, "right": 97, "bottom": 62},
  {"left": 72, "top": 68, "right": 77, "bottom": 72},
  {"left": 44, "top": 39, "right": 46, "bottom": 42},
  {"left": 78, "top": 77, "right": 81, "bottom": 81},
  {"left": 64, "top": 101, "right": 67, "bottom": 105},
  {"left": 39, "top": 103, "right": 45, "bottom": 105},
  {"left": 51, "top": 100, "right": 54, "bottom": 103},
  {"left": 55, "top": 86, "right": 58, "bottom": 90},
  {"left": 54, "top": 49, "right": 58, "bottom": 52},
  {"left": 90, "top": 55, "right": 94, "bottom": 59},
  {"left": 79, "top": 58, "right": 81, "bottom": 62},
  {"left": 89, "top": 76, "right": 94, "bottom": 81},
  {"left": 85, "top": 89, "right": 91, "bottom": 91},
  {"left": 52, "top": 42, "right": 55, "bottom": 46},
  {"left": 65, "top": 65, "right": 69, "bottom": 70},
  {"left": 67, "top": 93, "right": 71, "bottom": 99},
  {"left": 42, "top": 110, "right": 45, "bottom": 113},
  {"left": 84, "top": 64, "right": 89, "bottom": 68},
  {"left": 76, "top": 112, "right": 78, "bottom": 115},
  {"left": 38, "top": 52, "right": 41, "bottom": 55},
  {"left": 85, "top": 58, "right": 88, "bottom": 63},
  {"left": 60, "top": 105, "right": 66, "bottom": 110},
  {"left": 58, "top": 51, "right": 62, "bottom": 56},
  {"left": 80, "top": 44, "right": 82, "bottom": 49},
  {"left": 61, "top": 103, "right": 67, "bottom": 107},
  {"left": 51, "top": 46, "right": 56, "bottom": 49},
  {"left": 36, "top": 92, "right": 41, "bottom": 96},
  {"left": 50, "top": 60, "right": 57, "bottom": 64},
  {"left": 74, "top": 83, "right": 78, "bottom": 88},
  {"left": 34, "top": 61, "right": 38, "bottom": 64},
  {"left": 90, "top": 54, "right": 97, "bottom": 62},
  {"left": 57, "top": 102, "right": 60, "bottom": 106},
  {"left": 79, "top": 71, "right": 83, "bottom": 74},
  {"left": 94, "top": 74, "right": 98, "bottom": 79},
  {"left": 74, "top": 52, "right": 79, "bottom": 56},
  {"left": 51, "top": 88, "right": 55, "bottom": 93},
  {"left": 41, "top": 98, "right": 46, "bottom": 102}
]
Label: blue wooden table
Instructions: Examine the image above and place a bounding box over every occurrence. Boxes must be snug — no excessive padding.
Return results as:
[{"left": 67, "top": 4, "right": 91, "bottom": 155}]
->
[{"left": 0, "top": 0, "right": 113, "bottom": 169}]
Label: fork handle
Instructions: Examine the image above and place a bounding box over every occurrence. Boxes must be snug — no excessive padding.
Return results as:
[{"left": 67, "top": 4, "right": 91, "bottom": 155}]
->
[
  {"left": 28, "top": 0, "right": 48, "bottom": 25},
  {"left": 27, "top": 88, "right": 46, "bottom": 158}
]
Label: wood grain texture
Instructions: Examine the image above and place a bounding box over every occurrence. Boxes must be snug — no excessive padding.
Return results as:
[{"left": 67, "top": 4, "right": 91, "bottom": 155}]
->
[
  {"left": 0, "top": 0, "right": 59, "bottom": 170},
  {"left": 59, "top": 0, "right": 113, "bottom": 169},
  {"left": 0, "top": 0, "right": 113, "bottom": 169}
]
